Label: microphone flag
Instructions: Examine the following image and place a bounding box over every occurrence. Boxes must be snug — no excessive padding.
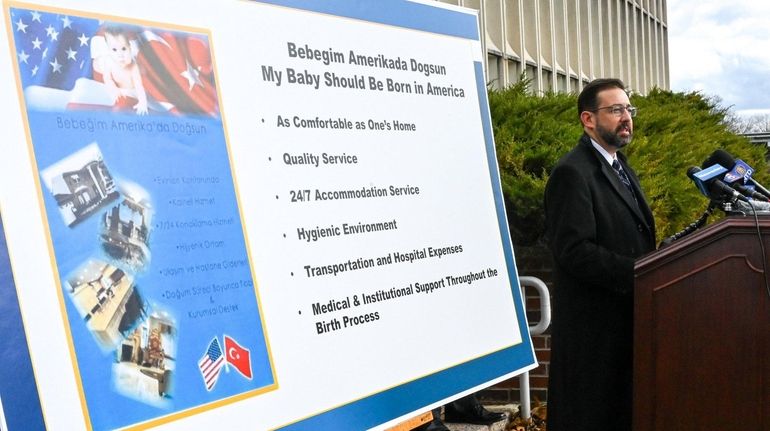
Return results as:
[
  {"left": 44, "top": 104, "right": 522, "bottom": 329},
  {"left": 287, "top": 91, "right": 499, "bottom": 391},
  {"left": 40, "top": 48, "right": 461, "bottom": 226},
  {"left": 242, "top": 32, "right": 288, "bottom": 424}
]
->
[
  {"left": 692, "top": 164, "right": 727, "bottom": 197},
  {"left": 723, "top": 159, "right": 754, "bottom": 185},
  {"left": 224, "top": 335, "right": 252, "bottom": 380}
]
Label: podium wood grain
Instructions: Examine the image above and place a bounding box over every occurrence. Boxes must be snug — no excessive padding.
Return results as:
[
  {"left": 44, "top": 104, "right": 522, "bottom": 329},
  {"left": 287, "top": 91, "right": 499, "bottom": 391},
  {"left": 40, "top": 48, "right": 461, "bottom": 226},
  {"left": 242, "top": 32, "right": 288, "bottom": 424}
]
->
[{"left": 634, "top": 217, "right": 770, "bottom": 430}]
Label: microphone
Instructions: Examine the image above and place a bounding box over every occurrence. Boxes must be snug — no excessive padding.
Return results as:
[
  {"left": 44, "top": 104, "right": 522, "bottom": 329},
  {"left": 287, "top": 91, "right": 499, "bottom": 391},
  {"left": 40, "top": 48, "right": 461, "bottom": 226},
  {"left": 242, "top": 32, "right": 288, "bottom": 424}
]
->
[
  {"left": 702, "top": 149, "right": 735, "bottom": 171},
  {"left": 687, "top": 166, "right": 748, "bottom": 203},
  {"left": 704, "top": 149, "right": 770, "bottom": 201},
  {"left": 739, "top": 162, "right": 770, "bottom": 200},
  {"left": 723, "top": 159, "right": 754, "bottom": 184},
  {"left": 730, "top": 175, "right": 769, "bottom": 202}
]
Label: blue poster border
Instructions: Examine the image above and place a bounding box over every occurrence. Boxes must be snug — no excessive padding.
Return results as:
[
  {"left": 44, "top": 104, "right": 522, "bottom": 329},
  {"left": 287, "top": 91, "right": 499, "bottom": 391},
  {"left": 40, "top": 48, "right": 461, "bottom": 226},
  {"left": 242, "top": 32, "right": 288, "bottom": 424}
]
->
[
  {"left": 0, "top": 211, "right": 46, "bottom": 431},
  {"left": 253, "top": 0, "right": 479, "bottom": 41},
  {"left": 273, "top": 1, "right": 536, "bottom": 430}
]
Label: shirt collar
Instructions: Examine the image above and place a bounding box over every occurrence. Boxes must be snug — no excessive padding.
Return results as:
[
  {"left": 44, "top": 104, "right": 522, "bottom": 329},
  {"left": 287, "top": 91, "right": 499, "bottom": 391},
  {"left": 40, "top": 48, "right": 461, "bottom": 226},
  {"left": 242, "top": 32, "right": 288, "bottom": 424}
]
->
[{"left": 589, "top": 138, "right": 616, "bottom": 166}]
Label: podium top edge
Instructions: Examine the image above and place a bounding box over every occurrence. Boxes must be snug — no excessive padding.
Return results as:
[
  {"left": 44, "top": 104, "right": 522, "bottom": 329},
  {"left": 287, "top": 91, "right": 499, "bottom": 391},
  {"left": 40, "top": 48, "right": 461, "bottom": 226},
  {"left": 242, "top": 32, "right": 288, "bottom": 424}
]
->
[{"left": 635, "top": 215, "right": 770, "bottom": 273}]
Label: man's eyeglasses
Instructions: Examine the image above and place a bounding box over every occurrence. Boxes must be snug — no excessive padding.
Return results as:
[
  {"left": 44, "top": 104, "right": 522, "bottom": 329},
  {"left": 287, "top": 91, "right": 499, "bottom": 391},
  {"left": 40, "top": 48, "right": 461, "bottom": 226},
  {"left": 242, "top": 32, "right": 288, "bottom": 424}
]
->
[{"left": 590, "top": 105, "right": 637, "bottom": 117}]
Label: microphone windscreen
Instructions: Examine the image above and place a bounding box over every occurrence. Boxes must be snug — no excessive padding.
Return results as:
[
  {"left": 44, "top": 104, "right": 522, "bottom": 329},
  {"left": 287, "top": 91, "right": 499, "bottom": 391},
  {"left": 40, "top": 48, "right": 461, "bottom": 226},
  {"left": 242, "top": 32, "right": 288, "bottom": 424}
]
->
[
  {"left": 702, "top": 149, "right": 735, "bottom": 170},
  {"left": 686, "top": 166, "right": 701, "bottom": 180}
]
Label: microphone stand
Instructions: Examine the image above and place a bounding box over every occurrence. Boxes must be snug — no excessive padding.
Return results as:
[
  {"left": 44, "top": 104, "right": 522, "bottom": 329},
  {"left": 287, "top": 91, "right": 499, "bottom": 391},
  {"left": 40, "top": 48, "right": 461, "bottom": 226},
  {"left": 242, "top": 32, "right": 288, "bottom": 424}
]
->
[
  {"left": 749, "top": 178, "right": 770, "bottom": 200},
  {"left": 659, "top": 201, "right": 718, "bottom": 248}
]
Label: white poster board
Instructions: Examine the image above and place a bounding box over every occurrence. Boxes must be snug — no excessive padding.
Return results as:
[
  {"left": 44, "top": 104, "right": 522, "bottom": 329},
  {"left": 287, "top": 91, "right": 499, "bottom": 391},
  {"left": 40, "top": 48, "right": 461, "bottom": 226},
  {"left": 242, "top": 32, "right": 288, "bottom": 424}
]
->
[{"left": 0, "top": 1, "right": 536, "bottom": 429}]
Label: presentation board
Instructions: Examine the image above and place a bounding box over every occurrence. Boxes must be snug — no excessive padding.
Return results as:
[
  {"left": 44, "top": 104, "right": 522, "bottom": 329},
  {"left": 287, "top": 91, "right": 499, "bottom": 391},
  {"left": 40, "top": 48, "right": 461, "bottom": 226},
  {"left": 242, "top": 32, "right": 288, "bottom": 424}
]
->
[{"left": 0, "top": 1, "right": 537, "bottom": 430}]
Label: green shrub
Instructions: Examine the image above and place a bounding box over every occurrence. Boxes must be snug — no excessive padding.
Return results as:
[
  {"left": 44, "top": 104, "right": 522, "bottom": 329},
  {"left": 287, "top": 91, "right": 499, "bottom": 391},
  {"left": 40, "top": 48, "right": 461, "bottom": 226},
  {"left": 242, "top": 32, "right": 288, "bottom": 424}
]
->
[{"left": 491, "top": 84, "right": 769, "bottom": 246}]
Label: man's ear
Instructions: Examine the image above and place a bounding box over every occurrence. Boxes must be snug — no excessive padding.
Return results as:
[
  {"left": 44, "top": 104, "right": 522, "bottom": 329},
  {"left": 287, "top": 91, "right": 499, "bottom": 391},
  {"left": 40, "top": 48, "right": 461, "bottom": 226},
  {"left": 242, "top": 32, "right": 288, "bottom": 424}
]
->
[{"left": 580, "top": 111, "right": 594, "bottom": 130}]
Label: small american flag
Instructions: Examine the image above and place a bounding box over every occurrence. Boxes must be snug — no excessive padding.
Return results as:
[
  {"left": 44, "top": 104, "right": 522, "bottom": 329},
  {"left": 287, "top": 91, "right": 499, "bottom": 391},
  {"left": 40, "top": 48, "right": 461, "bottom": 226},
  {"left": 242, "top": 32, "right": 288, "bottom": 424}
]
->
[{"left": 198, "top": 337, "right": 225, "bottom": 391}]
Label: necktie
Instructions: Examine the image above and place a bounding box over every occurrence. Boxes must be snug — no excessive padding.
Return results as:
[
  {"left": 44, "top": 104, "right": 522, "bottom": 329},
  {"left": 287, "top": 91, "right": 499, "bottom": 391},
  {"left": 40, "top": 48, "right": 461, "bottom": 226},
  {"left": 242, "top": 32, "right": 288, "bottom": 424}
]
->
[{"left": 612, "top": 159, "right": 635, "bottom": 198}]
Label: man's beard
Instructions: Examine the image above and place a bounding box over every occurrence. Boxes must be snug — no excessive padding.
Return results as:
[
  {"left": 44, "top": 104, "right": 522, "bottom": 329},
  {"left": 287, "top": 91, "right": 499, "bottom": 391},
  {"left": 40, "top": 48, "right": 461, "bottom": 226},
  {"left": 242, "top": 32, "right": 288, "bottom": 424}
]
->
[{"left": 597, "top": 122, "right": 632, "bottom": 148}]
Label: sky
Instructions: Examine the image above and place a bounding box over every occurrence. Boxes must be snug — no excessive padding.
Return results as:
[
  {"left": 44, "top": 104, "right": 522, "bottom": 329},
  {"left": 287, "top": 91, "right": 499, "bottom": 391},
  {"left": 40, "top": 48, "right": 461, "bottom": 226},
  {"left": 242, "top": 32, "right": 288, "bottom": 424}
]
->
[{"left": 667, "top": 0, "right": 770, "bottom": 116}]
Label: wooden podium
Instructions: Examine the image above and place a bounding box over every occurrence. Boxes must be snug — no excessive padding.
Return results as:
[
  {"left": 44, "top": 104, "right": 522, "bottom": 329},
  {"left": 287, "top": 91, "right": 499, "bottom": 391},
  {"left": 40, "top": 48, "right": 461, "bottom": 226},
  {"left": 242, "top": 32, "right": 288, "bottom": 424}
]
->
[{"left": 633, "top": 217, "right": 770, "bottom": 430}]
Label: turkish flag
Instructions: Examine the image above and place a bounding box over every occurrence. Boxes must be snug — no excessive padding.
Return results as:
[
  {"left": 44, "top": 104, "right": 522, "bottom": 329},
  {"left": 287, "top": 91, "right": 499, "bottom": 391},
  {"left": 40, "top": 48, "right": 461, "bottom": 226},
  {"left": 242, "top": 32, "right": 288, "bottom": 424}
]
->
[
  {"left": 137, "top": 30, "right": 219, "bottom": 116},
  {"left": 224, "top": 335, "right": 252, "bottom": 379}
]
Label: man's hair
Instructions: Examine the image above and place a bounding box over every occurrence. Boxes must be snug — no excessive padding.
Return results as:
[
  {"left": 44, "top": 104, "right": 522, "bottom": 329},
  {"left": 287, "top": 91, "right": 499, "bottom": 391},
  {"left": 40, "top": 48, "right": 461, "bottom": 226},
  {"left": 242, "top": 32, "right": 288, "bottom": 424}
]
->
[{"left": 577, "top": 78, "right": 627, "bottom": 117}]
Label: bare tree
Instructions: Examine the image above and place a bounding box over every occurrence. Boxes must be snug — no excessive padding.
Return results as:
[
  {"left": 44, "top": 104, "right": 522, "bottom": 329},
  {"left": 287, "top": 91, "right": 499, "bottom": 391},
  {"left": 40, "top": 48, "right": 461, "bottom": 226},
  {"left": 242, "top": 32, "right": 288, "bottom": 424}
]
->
[
  {"left": 753, "top": 114, "right": 770, "bottom": 132},
  {"left": 725, "top": 111, "right": 753, "bottom": 134},
  {"left": 726, "top": 113, "right": 770, "bottom": 134}
]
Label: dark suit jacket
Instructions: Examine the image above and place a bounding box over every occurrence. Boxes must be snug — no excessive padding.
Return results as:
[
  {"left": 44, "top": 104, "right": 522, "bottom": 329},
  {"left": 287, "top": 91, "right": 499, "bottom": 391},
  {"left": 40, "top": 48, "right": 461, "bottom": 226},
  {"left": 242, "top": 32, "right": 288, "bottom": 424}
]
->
[{"left": 544, "top": 134, "right": 656, "bottom": 431}]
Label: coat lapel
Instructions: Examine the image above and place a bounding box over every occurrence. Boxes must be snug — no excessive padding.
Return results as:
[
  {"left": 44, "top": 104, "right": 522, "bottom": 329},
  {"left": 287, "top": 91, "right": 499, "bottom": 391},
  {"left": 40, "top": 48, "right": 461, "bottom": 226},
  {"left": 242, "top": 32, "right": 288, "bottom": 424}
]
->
[
  {"left": 601, "top": 158, "right": 644, "bottom": 219},
  {"left": 580, "top": 135, "right": 652, "bottom": 231},
  {"left": 619, "top": 155, "right": 656, "bottom": 232}
]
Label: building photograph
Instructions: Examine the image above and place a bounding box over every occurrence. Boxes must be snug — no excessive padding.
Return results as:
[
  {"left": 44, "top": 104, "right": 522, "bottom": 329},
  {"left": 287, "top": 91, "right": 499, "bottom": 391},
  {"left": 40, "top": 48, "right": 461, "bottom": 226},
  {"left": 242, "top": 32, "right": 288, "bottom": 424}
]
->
[
  {"left": 65, "top": 259, "right": 144, "bottom": 350},
  {"left": 40, "top": 142, "right": 119, "bottom": 227},
  {"left": 101, "top": 195, "right": 152, "bottom": 270}
]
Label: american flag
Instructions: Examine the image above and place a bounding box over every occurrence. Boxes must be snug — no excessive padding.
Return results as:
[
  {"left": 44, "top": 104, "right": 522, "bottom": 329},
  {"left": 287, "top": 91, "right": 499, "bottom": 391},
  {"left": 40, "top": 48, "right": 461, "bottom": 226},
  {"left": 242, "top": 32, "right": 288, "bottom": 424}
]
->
[
  {"left": 9, "top": 7, "right": 100, "bottom": 91},
  {"left": 198, "top": 337, "right": 225, "bottom": 391}
]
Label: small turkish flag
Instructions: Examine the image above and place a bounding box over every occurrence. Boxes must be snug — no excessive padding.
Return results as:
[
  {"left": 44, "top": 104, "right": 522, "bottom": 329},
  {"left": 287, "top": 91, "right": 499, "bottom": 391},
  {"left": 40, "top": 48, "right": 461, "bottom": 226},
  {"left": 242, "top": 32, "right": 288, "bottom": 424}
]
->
[{"left": 224, "top": 335, "right": 252, "bottom": 379}]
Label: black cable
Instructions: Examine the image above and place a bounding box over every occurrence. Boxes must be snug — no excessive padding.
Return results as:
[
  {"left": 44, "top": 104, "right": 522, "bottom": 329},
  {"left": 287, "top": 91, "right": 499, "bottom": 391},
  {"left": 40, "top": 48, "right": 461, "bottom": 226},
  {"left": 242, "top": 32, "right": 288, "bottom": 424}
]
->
[
  {"left": 658, "top": 202, "right": 718, "bottom": 248},
  {"left": 746, "top": 200, "right": 770, "bottom": 301}
]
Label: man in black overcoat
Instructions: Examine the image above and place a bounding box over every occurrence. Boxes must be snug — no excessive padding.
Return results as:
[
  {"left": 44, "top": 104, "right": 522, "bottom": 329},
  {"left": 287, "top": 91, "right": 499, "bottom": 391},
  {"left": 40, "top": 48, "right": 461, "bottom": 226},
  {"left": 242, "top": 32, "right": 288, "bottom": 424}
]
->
[{"left": 544, "top": 78, "right": 656, "bottom": 430}]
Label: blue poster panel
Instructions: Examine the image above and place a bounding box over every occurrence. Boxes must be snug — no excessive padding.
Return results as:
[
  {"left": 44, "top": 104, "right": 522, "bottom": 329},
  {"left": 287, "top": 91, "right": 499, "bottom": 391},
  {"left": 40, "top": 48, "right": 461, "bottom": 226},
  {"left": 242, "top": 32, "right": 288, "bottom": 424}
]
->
[
  {"left": 0, "top": 212, "right": 45, "bottom": 431},
  {"left": 7, "top": 6, "right": 275, "bottom": 430}
]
